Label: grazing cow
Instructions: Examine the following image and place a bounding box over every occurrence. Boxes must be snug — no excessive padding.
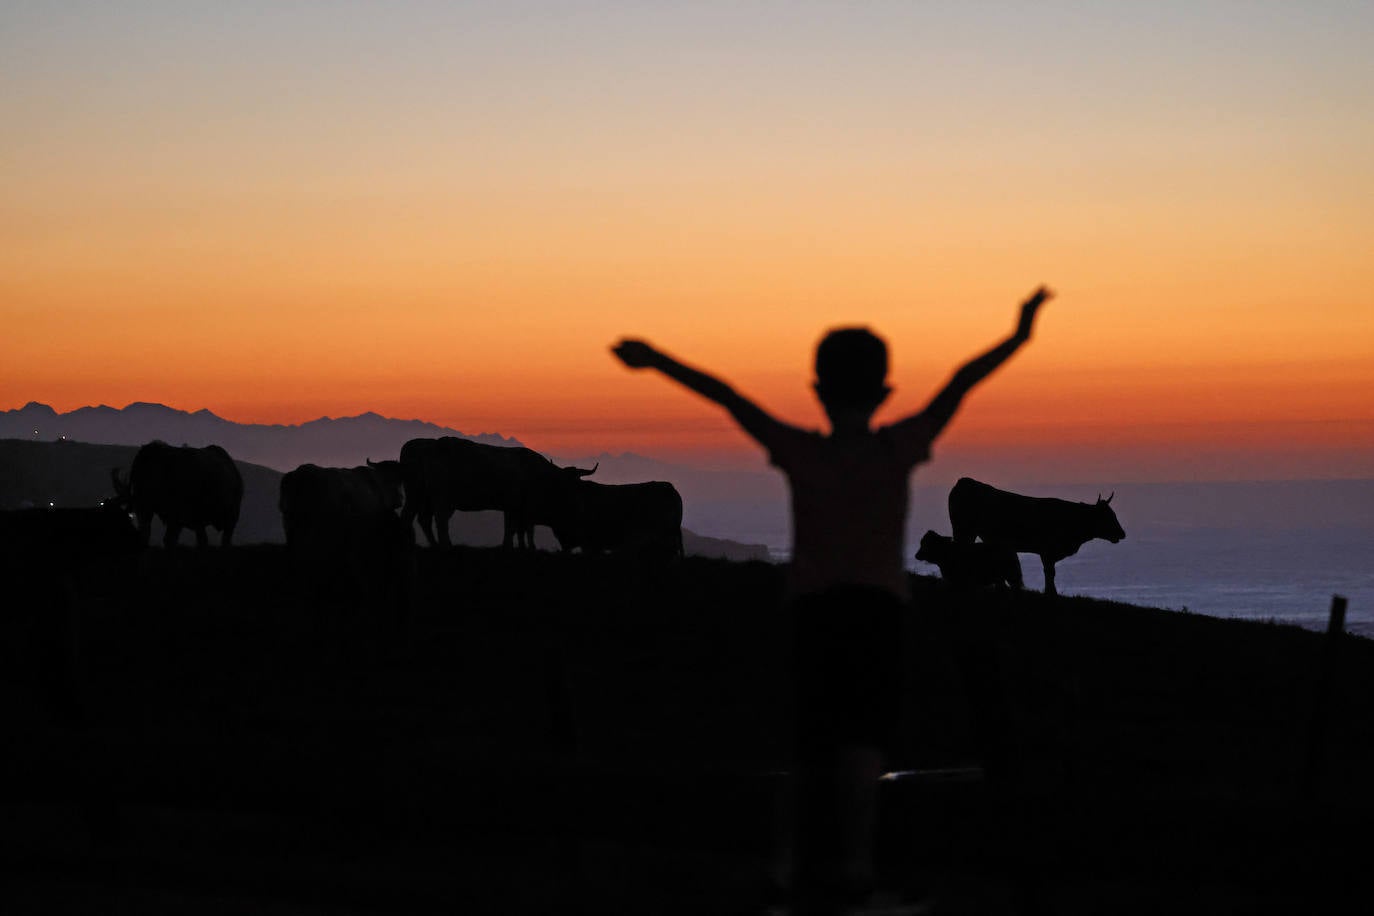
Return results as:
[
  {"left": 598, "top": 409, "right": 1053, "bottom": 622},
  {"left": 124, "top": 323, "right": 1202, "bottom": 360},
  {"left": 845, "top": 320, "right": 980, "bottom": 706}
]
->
[
  {"left": 399, "top": 437, "right": 596, "bottom": 549},
  {"left": 279, "top": 460, "right": 414, "bottom": 624},
  {"left": 279, "top": 460, "right": 409, "bottom": 552},
  {"left": 549, "top": 480, "right": 684, "bottom": 559},
  {"left": 112, "top": 442, "right": 243, "bottom": 548},
  {"left": 949, "top": 477, "right": 1125, "bottom": 597},
  {"left": 915, "top": 529, "right": 1023, "bottom": 590}
]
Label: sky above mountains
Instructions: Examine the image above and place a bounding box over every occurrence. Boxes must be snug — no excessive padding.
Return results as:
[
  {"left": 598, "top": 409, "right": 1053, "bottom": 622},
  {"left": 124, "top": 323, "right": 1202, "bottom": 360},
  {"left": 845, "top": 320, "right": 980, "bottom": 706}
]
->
[{"left": 4, "top": 2, "right": 1372, "bottom": 478}]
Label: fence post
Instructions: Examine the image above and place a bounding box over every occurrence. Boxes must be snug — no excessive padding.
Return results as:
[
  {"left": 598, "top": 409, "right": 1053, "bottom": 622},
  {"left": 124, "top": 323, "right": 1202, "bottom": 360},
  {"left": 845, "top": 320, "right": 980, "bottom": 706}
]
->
[{"left": 1303, "top": 594, "right": 1348, "bottom": 799}]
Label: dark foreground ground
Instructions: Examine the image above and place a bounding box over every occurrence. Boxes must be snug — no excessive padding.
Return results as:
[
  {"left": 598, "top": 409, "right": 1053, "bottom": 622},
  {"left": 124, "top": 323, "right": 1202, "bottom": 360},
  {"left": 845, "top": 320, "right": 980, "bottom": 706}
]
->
[{"left": 4, "top": 547, "right": 1373, "bottom": 914}]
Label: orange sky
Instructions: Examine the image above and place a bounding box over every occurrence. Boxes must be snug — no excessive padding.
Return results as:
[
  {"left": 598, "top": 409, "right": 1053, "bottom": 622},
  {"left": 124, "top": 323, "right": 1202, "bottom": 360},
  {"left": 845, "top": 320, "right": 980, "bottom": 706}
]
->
[{"left": 3, "top": 3, "right": 1372, "bottom": 479}]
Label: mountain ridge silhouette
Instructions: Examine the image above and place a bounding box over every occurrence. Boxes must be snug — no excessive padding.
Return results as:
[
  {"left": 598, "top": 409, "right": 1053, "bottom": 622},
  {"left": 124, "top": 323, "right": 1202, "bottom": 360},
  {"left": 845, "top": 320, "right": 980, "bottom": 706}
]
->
[{"left": 1, "top": 401, "right": 522, "bottom": 472}]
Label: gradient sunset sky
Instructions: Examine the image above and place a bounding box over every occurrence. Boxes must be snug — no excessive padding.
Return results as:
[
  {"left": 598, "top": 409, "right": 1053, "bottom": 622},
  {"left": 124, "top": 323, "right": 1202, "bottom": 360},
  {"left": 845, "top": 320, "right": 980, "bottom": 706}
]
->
[{"left": 4, "top": 2, "right": 1372, "bottom": 480}]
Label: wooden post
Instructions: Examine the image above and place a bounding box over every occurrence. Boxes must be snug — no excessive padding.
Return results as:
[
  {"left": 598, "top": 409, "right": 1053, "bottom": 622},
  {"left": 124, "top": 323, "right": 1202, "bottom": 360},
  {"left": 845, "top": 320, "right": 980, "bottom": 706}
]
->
[{"left": 1303, "top": 594, "right": 1348, "bottom": 798}]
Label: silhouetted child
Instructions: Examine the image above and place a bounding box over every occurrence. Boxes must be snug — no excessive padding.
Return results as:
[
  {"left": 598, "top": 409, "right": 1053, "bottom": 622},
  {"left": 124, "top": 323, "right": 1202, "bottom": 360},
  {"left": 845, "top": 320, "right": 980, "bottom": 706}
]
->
[{"left": 611, "top": 287, "right": 1050, "bottom": 913}]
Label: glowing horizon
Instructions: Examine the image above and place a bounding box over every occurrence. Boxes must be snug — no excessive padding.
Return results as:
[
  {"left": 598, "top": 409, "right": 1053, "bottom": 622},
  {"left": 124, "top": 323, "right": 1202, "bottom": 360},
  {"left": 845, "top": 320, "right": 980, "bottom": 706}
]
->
[{"left": 4, "top": 2, "right": 1372, "bottom": 481}]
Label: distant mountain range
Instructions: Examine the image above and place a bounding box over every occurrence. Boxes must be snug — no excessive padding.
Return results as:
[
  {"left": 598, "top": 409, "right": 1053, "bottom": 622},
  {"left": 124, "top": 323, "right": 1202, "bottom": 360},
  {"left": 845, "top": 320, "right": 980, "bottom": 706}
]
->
[{"left": 1, "top": 401, "right": 522, "bottom": 472}]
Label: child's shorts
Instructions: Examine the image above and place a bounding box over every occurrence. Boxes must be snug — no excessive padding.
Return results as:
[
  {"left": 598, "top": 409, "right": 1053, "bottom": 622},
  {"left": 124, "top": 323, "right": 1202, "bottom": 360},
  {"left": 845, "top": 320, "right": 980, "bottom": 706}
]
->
[{"left": 790, "top": 584, "right": 906, "bottom": 761}]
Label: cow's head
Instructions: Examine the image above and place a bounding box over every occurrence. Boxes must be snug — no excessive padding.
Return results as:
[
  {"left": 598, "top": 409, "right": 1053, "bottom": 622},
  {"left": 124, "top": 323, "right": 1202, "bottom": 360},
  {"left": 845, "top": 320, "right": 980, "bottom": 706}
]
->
[
  {"left": 914, "top": 529, "right": 951, "bottom": 564},
  {"left": 105, "top": 468, "right": 136, "bottom": 520},
  {"left": 541, "top": 464, "right": 597, "bottom": 551},
  {"left": 560, "top": 462, "right": 597, "bottom": 480},
  {"left": 1093, "top": 492, "right": 1126, "bottom": 543},
  {"left": 109, "top": 467, "right": 132, "bottom": 502},
  {"left": 366, "top": 458, "right": 407, "bottom": 511}
]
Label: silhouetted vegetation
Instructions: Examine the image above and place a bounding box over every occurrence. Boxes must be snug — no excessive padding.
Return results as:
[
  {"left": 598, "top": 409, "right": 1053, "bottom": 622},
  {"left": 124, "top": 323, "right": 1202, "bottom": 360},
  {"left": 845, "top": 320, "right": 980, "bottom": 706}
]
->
[{"left": 4, "top": 547, "right": 1372, "bottom": 913}]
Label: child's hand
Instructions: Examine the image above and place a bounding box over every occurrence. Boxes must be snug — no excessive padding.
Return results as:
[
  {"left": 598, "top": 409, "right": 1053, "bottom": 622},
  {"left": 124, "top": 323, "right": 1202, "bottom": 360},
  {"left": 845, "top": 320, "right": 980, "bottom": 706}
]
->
[
  {"left": 1016, "top": 286, "right": 1053, "bottom": 339},
  {"left": 611, "top": 339, "right": 661, "bottom": 369}
]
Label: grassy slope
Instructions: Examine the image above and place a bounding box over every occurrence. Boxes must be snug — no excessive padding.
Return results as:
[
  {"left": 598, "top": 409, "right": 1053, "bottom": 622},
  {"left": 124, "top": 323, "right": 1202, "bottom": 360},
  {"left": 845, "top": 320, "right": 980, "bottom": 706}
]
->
[{"left": 4, "top": 548, "right": 1373, "bottom": 914}]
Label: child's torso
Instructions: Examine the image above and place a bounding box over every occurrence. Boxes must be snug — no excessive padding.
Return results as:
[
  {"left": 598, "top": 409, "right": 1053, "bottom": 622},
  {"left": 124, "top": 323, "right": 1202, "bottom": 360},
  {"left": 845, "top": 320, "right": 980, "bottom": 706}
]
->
[{"left": 779, "top": 431, "right": 914, "bottom": 600}]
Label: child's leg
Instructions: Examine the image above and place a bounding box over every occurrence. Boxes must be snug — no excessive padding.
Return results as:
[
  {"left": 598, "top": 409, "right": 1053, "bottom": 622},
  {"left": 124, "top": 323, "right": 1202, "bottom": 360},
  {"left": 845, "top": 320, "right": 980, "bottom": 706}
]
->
[
  {"left": 789, "top": 746, "right": 884, "bottom": 912},
  {"left": 836, "top": 745, "right": 885, "bottom": 891}
]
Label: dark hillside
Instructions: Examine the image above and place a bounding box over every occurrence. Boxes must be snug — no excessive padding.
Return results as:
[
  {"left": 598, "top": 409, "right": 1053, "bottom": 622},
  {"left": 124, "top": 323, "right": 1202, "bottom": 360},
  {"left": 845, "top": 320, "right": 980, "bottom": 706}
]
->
[
  {"left": 3, "top": 548, "right": 1372, "bottom": 914},
  {"left": 0, "top": 438, "right": 286, "bottom": 544}
]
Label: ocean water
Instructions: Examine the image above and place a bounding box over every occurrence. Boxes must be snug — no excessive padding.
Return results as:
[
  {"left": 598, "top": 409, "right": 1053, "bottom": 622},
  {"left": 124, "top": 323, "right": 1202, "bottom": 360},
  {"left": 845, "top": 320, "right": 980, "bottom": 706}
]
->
[
  {"left": 758, "top": 526, "right": 1374, "bottom": 638},
  {"left": 1015, "top": 526, "right": 1374, "bottom": 637},
  {"left": 684, "top": 479, "right": 1374, "bottom": 637}
]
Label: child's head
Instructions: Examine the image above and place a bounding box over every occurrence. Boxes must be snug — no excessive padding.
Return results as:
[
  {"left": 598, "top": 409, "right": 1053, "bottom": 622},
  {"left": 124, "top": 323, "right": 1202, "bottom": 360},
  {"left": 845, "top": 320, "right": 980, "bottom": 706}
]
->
[{"left": 813, "top": 327, "right": 891, "bottom": 423}]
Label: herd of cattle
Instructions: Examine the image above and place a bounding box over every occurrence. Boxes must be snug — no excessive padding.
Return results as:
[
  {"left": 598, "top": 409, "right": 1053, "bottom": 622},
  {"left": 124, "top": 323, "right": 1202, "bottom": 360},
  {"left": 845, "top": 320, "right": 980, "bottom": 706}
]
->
[
  {"left": 5, "top": 437, "right": 686, "bottom": 565},
  {"left": 4, "top": 439, "right": 1128, "bottom": 595}
]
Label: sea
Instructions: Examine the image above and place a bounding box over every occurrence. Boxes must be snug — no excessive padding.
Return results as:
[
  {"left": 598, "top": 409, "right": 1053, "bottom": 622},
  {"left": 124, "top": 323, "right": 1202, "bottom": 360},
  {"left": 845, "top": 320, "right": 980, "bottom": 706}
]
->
[
  {"left": 753, "top": 528, "right": 1374, "bottom": 637},
  {"left": 688, "top": 480, "right": 1374, "bottom": 639}
]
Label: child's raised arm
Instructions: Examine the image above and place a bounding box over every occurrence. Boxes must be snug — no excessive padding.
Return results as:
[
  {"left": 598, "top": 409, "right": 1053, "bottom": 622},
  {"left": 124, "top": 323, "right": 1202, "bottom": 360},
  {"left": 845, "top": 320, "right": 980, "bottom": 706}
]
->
[
  {"left": 887, "top": 286, "right": 1052, "bottom": 452},
  {"left": 611, "top": 339, "right": 799, "bottom": 451}
]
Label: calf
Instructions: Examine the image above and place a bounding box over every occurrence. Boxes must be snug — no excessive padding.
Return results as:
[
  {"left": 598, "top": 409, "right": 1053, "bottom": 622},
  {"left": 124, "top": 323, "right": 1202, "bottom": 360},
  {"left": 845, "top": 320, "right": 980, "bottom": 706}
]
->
[{"left": 915, "top": 529, "right": 1023, "bottom": 590}]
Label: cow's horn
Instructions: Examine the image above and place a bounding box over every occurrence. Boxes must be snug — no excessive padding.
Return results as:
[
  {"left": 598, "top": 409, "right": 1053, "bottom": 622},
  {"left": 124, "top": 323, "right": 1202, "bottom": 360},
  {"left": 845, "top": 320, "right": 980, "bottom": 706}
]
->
[
  {"left": 366, "top": 458, "right": 377, "bottom": 467},
  {"left": 576, "top": 462, "right": 599, "bottom": 478},
  {"left": 1106, "top": 491, "right": 1115, "bottom": 504}
]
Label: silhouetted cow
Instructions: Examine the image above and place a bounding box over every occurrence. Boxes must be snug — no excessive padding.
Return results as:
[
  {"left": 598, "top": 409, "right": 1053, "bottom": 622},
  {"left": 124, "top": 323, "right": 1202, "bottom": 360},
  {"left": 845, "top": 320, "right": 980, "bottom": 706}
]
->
[
  {"left": 550, "top": 480, "right": 684, "bottom": 558},
  {"left": 279, "top": 460, "right": 409, "bottom": 553},
  {"left": 112, "top": 442, "right": 243, "bottom": 548},
  {"left": 949, "top": 477, "right": 1125, "bottom": 597},
  {"left": 279, "top": 460, "right": 414, "bottom": 625},
  {"left": 399, "top": 437, "right": 596, "bottom": 549},
  {"left": 915, "top": 529, "right": 1023, "bottom": 590}
]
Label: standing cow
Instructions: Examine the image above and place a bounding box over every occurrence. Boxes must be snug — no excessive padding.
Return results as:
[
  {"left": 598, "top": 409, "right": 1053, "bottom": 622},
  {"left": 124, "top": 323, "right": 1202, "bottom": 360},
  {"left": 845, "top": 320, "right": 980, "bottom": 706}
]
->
[
  {"left": 279, "top": 460, "right": 409, "bottom": 553},
  {"left": 112, "top": 442, "right": 243, "bottom": 548},
  {"left": 279, "top": 460, "right": 414, "bottom": 625},
  {"left": 549, "top": 480, "right": 684, "bottom": 559},
  {"left": 949, "top": 477, "right": 1124, "bottom": 597},
  {"left": 399, "top": 437, "right": 596, "bottom": 549}
]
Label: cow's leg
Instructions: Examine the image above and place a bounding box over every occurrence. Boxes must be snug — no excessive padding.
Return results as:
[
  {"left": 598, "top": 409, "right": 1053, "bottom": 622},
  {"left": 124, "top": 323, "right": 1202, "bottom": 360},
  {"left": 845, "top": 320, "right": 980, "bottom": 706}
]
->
[
  {"left": 409, "top": 509, "right": 427, "bottom": 547},
  {"left": 163, "top": 523, "right": 182, "bottom": 549},
  {"left": 951, "top": 518, "right": 974, "bottom": 546},
  {"left": 1041, "top": 557, "right": 1058, "bottom": 597},
  {"left": 220, "top": 522, "right": 235, "bottom": 548},
  {"left": 1007, "top": 555, "right": 1024, "bottom": 590},
  {"left": 501, "top": 512, "right": 516, "bottom": 550},
  {"left": 194, "top": 526, "right": 210, "bottom": 549},
  {"left": 403, "top": 501, "right": 429, "bottom": 547},
  {"left": 436, "top": 510, "right": 453, "bottom": 549}
]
